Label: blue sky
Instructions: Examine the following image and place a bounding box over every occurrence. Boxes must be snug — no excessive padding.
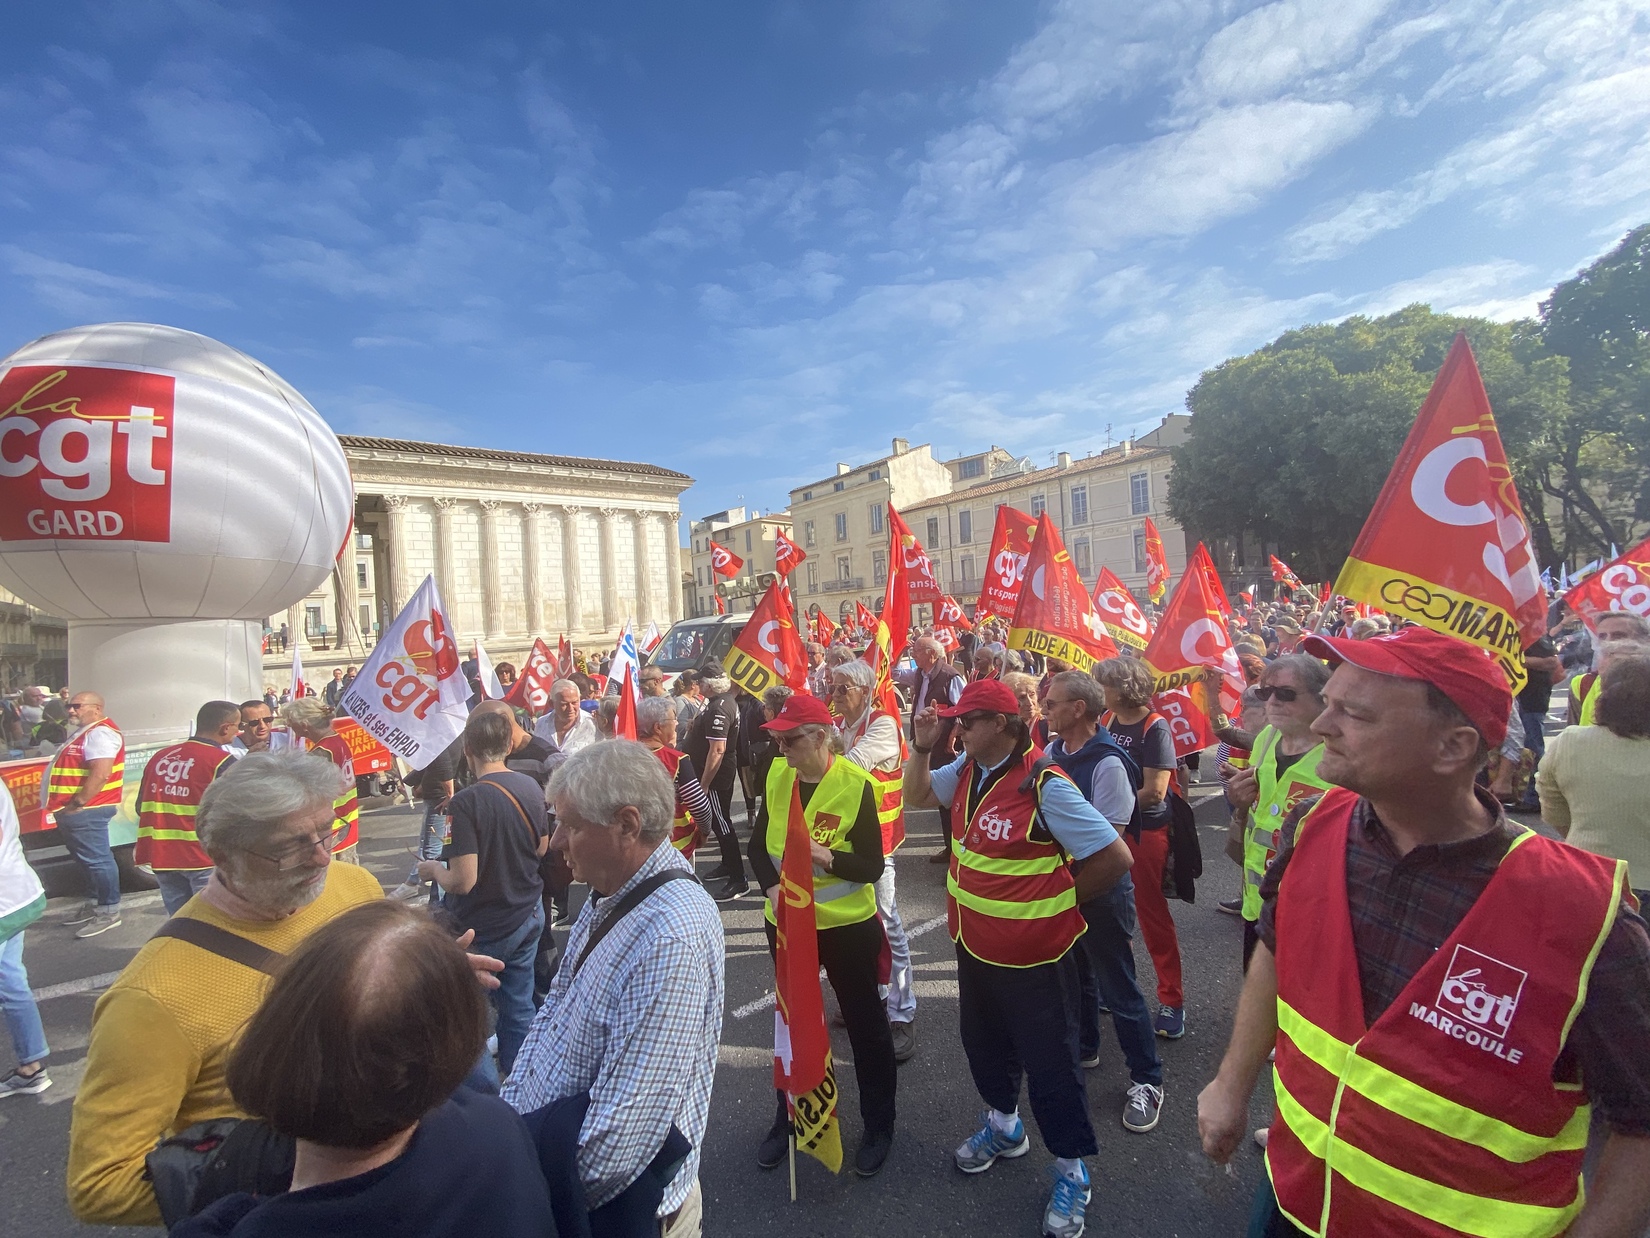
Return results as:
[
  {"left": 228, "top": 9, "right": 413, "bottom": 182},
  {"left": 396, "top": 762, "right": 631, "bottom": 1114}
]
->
[{"left": 3, "top": 1, "right": 1647, "bottom": 526}]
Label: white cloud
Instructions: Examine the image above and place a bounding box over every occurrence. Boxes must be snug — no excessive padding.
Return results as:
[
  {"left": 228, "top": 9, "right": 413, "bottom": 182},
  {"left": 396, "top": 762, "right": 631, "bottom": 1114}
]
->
[{"left": 1177, "top": 0, "right": 1397, "bottom": 110}]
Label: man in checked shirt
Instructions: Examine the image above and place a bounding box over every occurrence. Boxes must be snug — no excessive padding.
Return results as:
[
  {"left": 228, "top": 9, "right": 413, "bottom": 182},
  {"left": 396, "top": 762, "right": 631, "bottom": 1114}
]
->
[{"left": 504, "top": 741, "right": 724, "bottom": 1237}]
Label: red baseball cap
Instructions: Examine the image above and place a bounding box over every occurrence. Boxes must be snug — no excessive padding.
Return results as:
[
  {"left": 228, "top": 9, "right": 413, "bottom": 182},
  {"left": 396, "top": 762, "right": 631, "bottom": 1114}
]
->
[
  {"left": 761, "top": 693, "right": 836, "bottom": 732},
  {"left": 936, "top": 678, "right": 1020, "bottom": 718},
  {"left": 1301, "top": 626, "right": 1510, "bottom": 747}
]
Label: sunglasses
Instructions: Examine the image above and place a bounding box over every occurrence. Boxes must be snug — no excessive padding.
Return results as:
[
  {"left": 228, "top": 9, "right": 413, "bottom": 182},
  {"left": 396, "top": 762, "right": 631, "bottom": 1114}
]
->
[
  {"left": 240, "top": 717, "right": 273, "bottom": 729},
  {"left": 830, "top": 684, "right": 858, "bottom": 696},
  {"left": 954, "top": 711, "right": 999, "bottom": 730},
  {"left": 1254, "top": 686, "right": 1302, "bottom": 702},
  {"left": 66, "top": 703, "right": 85, "bottom": 711}
]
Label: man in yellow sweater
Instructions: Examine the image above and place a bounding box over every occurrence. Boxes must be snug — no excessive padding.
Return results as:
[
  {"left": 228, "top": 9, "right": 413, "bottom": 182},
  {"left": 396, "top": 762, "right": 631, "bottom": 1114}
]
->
[{"left": 68, "top": 751, "right": 383, "bottom": 1226}]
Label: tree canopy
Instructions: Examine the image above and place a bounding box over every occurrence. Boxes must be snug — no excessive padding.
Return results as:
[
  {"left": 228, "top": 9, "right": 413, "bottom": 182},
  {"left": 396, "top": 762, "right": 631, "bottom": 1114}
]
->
[{"left": 1167, "top": 226, "right": 1650, "bottom": 580}]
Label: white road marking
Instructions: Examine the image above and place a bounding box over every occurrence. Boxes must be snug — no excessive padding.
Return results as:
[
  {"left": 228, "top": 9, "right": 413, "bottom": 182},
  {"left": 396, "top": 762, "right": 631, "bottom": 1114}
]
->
[{"left": 33, "top": 971, "right": 125, "bottom": 1002}]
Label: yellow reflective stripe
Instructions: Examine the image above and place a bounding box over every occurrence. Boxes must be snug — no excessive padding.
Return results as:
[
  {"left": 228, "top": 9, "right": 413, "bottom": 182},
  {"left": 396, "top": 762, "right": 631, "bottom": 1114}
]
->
[
  {"left": 1562, "top": 856, "right": 1625, "bottom": 1049},
  {"left": 950, "top": 838, "right": 1064, "bottom": 876},
  {"left": 813, "top": 880, "right": 868, "bottom": 903},
  {"left": 1274, "top": 1072, "right": 1580, "bottom": 1238},
  {"left": 138, "top": 801, "right": 200, "bottom": 817},
  {"left": 948, "top": 877, "right": 1075, "bottom": 920},
  {"left": 1278, "top": 1000, "right": 1590, "bottom": 1162},
  {"left": 136, "top": 827, "right": 202, "bottom": 841}
]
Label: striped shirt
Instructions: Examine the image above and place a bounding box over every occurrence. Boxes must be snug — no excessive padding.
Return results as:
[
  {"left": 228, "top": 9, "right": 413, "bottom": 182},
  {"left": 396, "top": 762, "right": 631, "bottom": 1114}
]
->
[{"left": 502, "top": 842, "right": 724, "bottom": 1213}]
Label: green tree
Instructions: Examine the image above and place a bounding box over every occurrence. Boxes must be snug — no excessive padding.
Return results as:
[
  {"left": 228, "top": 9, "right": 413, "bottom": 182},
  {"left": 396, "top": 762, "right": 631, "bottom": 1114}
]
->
[
  {"left": 1166, "top": 306, "right": 1568, "bottom": 582},
  {"left": 1537, "top": 224, "right": 1650, "bottom": 556}
]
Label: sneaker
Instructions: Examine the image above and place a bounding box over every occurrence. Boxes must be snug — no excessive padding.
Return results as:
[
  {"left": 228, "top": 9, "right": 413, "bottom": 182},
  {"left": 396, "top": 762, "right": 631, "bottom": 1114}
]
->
[
  {"left": 388, "top": 881, "right": 424, "bottom": 901},
  {"left": 60, "top": 901, "right": 97, "bottom": 927},
  {"left": 855, "top": 1128, "right": 893, "bottom": 1177},
  {"left": 712, "top": 877, "right": 750, "bottom": 903},
  {"left": 1042, "top": 1163, "right": 1091, "bottom": 1238},
  {"left": 75, "top": 910, "right": 122, "bottom": 939},
  {"left": 756, "top": 1119, "right": 790, "bottom": 1169},
  {"left": 891, "top": 1020, "right": 917, "bottom": 1064},
  {"left": 702, "top": 862, "right": 732, "bottom": 884},
  {"left": 1154, "top": 1005, "right": 1185, "bottom": 1039},
  {"left": 1217, "top": 897, "right": 1242, "bottom": 916},
  {"left": 954, "top": 1112, "right": 1030, "bottom": 1174},
  {"left": 0, "top": 1066, "right": 51, "bottom": 1097},
  {"left": 1122, "top": 1082, "right": 1163, "bottom": 1132},
  {"left": 1079, "top": 1050, "right": 1100, "bottom": 1069}
]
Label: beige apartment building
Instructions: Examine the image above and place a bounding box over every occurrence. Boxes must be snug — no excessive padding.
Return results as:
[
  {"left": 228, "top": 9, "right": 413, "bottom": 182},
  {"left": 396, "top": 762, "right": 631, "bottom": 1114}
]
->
[
  {"left": 902, "top": 416, "right": 1191, "bottom": 615},
  {"left": 687, "top": 507, "right": 794, "bottom": 617},
  {"left": 788, "top": 439, "right": 1023, "bottom": 619}
]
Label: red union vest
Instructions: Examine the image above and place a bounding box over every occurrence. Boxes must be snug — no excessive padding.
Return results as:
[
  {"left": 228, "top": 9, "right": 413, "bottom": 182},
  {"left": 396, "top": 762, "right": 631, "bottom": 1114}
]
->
[
  {"left": 45, "top": 718, "right": 126, "bottom": 812},
  {"left": 135, "top": 739, "right": 235, "bottom": 870},
  {"left": 1268, "top": 787, "right": 1627, "bottom": 1237},
  {"left": 653, "top": 745, "right": 697, "bottom": 859},
  {"left": 311, "top": 733, "right": 359, "bottom": 850},
  {"left": 947, "top": 746, "right": 1086, "bottom": 968},
  {"left": 840, "top": 706, "right": 906, "bottom": 854}
]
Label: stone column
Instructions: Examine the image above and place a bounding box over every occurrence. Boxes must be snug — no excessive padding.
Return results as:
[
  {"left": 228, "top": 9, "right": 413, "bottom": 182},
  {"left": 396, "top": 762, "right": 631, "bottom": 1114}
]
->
[
  {"left": 285, "top": 601, "right": 308, "bottom": 651},
  {"left": 521, "top": 503, "right": 545, "bottom": 636},
  {"left": 479, "top": 499, "right": 506, "bottom": 640},
  {"left": 598, "top": 508, "right": 622, "bottom": 633},
  {"left": 560, "top": 505, "right": 584, "bottom": 636},
  {"left": 384, "top": 495, "right": 415, "bottom": 616},
  {"left": 632, "top": 511, "right": 655, "bottom": 627},
  {"left": 336, "top": 527, "right": 361, "bottom": 652},
  {"left": 665, "top": 512, "right": 684, "bottom": 622},
  {"left": 433, "top": 496, "right": 459, "bottom": 604}
]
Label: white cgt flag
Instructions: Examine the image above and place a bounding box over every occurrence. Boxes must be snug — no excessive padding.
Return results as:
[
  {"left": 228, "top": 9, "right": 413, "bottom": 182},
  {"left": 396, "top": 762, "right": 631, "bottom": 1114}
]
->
[
  {"left": 337, "top": 575, "right": 470, "bottom": 769},
  {"left": 473, "top": 638, "right": 504, "bottom": 699}
]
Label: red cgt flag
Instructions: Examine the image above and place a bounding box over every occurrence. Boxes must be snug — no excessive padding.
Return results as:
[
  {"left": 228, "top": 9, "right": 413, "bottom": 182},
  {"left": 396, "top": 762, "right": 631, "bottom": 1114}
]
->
[
  {"left": 773, "top": 780, "right": 843, "bottom": 1172},
  {"left": 1563, "top": 535, "right": 1650, "bottom": 631},
  {"left": 1143, "top": 517, "right": 1171, "bottom": 605},
  {"left": 1191, "top": 543, "right": 1232, "bottom": 617},
  {"left": 505, "top": 638, "right": 560, "bottom": 714},
  {"left": 1007, "top": 513, "right": 1119, "bottom": 672},
  {"left": 888, "top": 507, "right": 942, "bottom": 603},
  {"left": 1092, "top": 566, "right": 1153, "bottom": 651},
  {"left": 811, "top": 607, "right": 838, "bottom": 646},
  {"left": 1140, "top": 566, "right": 1243, "bottom": 759},
  {"left": 978, "top": 505, "right": 1038, "bottom": 620},
  {"left": 774, "top": 528, "right": 807, "bottom": 578},
  {"left": 709, "top": 539, "right": 744, "bottom": 579},
  {"left": 1333, "top": 332, "right": 1545, "bottom": 689},
  {"left": 727, "top": 578, "right": 809, "bottom": 697},
  {"left": 1270, "top": 555, "right": 1304, "bottom": 593}
]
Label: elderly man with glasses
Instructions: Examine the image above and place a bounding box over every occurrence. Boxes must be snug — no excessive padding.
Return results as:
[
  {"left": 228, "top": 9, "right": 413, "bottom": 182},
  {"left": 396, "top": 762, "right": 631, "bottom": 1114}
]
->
[
  {"left": 67, "top": 751, "right": 388, "bottom": 1225},
  {"left": 831, "top": 657, "right": 920, "bottom": 1062}
]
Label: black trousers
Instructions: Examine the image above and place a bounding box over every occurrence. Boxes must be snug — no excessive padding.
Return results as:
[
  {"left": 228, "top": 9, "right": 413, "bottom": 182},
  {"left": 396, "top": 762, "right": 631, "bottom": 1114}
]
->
[
  {"left": 708, "top": 783, "right": 744, "bottom": 877},
  {"left": 764, "top": 915, "right": 897, "bottom": 1137},
  {"left": 955, "top": 944, "right": 1097, "bottom": 1159}
]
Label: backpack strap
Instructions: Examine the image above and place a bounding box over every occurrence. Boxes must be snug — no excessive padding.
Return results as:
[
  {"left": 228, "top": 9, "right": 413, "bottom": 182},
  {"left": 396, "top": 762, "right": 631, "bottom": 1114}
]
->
[
  {"left": 572, "top": 869, "right": 697, "bottom": 978},
  {"left": 151, "top": 917, "right": 284, "bottom": 976}
]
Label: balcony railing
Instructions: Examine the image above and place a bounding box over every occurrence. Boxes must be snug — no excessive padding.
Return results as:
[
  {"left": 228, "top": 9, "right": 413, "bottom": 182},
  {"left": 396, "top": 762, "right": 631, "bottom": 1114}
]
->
[{"left": 820, "top": 577, "right": 864, "bottom": 594}]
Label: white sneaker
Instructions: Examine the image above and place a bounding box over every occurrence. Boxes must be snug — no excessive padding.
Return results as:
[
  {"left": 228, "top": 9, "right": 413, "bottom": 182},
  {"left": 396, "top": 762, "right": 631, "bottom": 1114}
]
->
[
  {"left": 75, "top": 910, "right": 122, "bottom": 939},
  {"left": 389, "top": 881, "right": 424, "bottom": 901}
]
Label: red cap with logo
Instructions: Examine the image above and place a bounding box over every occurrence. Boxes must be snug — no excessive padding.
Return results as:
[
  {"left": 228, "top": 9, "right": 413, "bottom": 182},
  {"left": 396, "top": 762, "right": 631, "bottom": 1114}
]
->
[
  {"left": 936, "top": 678, "right": 1021, "bottom": 719},
  {"left": 761, "top": 692, "right": 836, "bottom": 732},
  {"left": 1301, "top": 626, "right": 1510, "bottom": 748}
]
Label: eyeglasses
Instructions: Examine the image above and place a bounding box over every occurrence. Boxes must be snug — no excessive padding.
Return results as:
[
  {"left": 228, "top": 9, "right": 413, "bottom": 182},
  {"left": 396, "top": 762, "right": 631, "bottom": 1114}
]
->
[
  {"left": 247, "top": 822, "right": 345, "bottom": 870},
  {"left": 954, "top": 712, "right": 999, "bottom": 731},
  {"left": 240, "top": 717, "right": 273, "bottom": 730},
  {"left": 1254, "top": 686, "right": 1301, "bottom": 702},
  {"left": 1042, "top": 696, "right": 1078, "bottom": 709},
  {"left": 774, "top": 733, "right": 812, "bottom": 749}
]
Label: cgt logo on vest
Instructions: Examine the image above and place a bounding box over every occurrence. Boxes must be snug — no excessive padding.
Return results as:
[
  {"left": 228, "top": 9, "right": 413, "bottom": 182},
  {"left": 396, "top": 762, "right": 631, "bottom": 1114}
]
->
[
  {"left": 1408, "top": 944, "right": 1529, "bottom": 1065},
  {"left": 0, "top": 365, "right": 175, "bottom": 543},
  {"left": 972, "top": 806, "right": 1017, "bottom": 844}
]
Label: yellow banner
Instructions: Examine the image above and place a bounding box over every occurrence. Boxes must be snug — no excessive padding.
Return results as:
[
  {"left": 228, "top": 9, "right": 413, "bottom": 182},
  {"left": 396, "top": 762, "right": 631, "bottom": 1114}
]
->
[
  {"left": 1007, "top": 625, "right": 1100, "bottom": 674},
  {"left": 791, "top": 1056, "right": 843, "bottom": 1172},
  {"left": 1335, "top": 556, "right": 1527, "bottom": 692}
]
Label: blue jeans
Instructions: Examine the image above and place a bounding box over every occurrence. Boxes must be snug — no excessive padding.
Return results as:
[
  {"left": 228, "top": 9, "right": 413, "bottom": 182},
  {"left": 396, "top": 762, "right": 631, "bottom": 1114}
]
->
[
  {"left": 154, "top": 868, "right": 213, "bottom": 916},
  {"left": 1075, "top": 873, "right": 1163, "bottom": 1086},
  {"left": 469, "top": 903, "right": 545, "bottom": 1079},
  {"left": 57, "top": 805, "right": 120, "bottom": 910},
  {"left": 1519, "top": 708, "right": 1548, "bottom": 806},
  {"left": 1, "top": 931, "right": 49, "bottom": 1066}
]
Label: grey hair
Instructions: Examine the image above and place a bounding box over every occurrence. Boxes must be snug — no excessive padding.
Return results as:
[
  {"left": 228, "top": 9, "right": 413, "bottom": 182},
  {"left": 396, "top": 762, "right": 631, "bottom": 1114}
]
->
[
  {"left": 831, "top": 658, "right": 876, "bottom": 690},
  {"left": 196, "top": 750, "right": 346, "bottom": 863},
  {"left": 548, "top": 678, "right": 580, "bottom": 701},
  {"left": 914, "top": 636, "right": 945, "bottom": 658},
  {"left": 762, "top": 685, "right": 794, "bottom": 714},
  {"left": 1094, "top": 656, "right": 1154, "bottom": 708},
  {"left": 547, "top": 740, "right": 674, "bottom": 844},
  {"left": 1348, "top": 617, "right": 1383, "bottom": 640},
  {"left": 1263, "top": 653, "right": 1332, "bottom": 699},
  {"left": 700, "top": 674, "right": 732, "bottom": 695},
  {"left": 636, "top": 696, "right": 676, "bottom": 738},
  {"left": 826, "top": 645, "right": 858, "bottom": 667},
  {"left": 788, "top": 722, "right": 845, "bottom": 755},
  {"left": 1051, "top": 669, "right": 1105, "bottom": 718},
  {"left": 280, "top": 696, "right": 333, "bottom": 736}
]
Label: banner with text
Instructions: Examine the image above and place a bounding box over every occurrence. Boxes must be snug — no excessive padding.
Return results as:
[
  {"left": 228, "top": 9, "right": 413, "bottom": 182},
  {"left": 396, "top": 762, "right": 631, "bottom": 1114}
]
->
[
  {"left": 1008, "top": 513, "right": 1120, "bottom": 672},
  {"left": 1563, "top": 535, "right": 1650, "bottom": 630}
]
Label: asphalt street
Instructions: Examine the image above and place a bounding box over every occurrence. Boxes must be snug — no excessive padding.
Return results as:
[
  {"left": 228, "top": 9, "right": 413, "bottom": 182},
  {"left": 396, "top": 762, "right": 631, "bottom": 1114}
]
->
[{"left": 4, "top": 784, "right": 1269, "bottom": 1238}]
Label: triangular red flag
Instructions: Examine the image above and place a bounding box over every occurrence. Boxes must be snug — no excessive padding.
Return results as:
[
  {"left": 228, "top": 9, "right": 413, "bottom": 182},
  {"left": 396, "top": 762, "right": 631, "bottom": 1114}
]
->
[
  {"left": 888, "top": 507, "right": 941, "bottom": 603},
  {"left": 1564, "top": 536, "right": 1650, "bottom": 631},
  {"left": 1334, "top": 332, "right": 1545, "bottom": 688},
  {"left": 1007, "top": 513, "right": 1119, "bottom": 672},
  {"left": 1191, "top": 543, "right": 1232, "bottom": 617},
  {"left": 936, "top": 593, "right": 974, "bottom": 632},
  {"left": 728, "top": 578, "right": 809, "bottom": 696},
  {"left": 1092, "top": 566, "right": 1153, "bottom": 651},
  {"left": 1143, "top": 517, "right": 1171, "bottom": 605},
  {"left": 709, "top": 539, "right": 744, "bottom": 579},
  {"left": 504, "top": 638, "right": 558, "bottom": 712},
  {"left": 773, "top": 528, "right": 807, "bottom": 578},
  {"left": 615, "top": 665, "right": 638, "bottom": 740}
]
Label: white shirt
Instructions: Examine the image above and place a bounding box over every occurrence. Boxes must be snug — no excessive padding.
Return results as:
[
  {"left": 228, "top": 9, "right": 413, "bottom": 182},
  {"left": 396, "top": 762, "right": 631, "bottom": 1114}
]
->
[
  {"left": 44, "top": 719, "right": 122, "bottom": 799},
  {"left": 840, "top": 707, "right": 901, "bottom": 774},
  {"left": 534, "top": 711, "right": 597, "bottom": 756}
]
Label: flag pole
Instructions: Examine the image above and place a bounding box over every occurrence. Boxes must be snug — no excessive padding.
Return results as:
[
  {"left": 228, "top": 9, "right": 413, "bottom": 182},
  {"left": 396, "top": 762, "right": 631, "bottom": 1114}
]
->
[{"left": 788, "top": 1132, "right": 797, "bottom": 1203}]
